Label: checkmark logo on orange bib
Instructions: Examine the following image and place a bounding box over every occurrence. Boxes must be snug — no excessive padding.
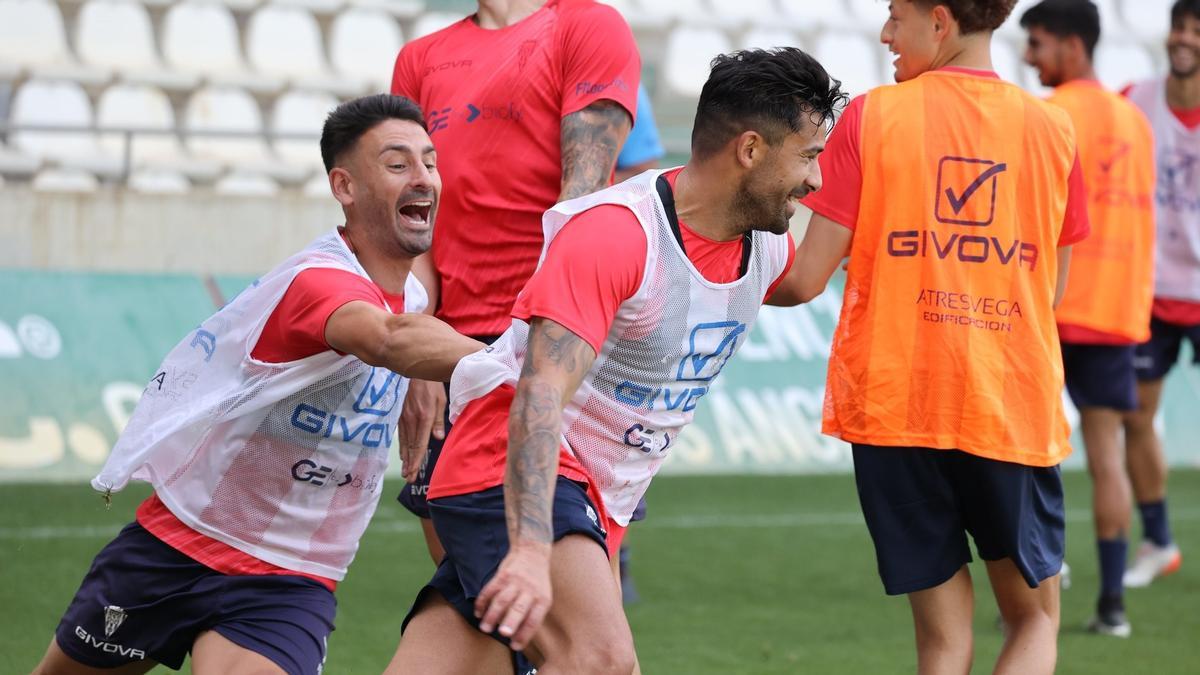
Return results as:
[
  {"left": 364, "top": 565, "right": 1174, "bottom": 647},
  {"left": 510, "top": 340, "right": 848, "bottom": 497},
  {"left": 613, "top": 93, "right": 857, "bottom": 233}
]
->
[{"left": 935, "top": 156, "right": 1007, "bottom": 226}]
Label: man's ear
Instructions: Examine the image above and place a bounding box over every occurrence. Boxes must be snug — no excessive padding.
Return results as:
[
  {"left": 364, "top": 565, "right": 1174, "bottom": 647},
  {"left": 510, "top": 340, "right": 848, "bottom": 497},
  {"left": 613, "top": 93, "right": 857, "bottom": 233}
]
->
[
  {"left": 734, "top": 130, "right": 766, "bottom": 170},
  {"left": 329, "top": 167, "right": 354, "bottom": 207},
  {"left": 931, "top": 4, "right": 955, "bottom": 42}
]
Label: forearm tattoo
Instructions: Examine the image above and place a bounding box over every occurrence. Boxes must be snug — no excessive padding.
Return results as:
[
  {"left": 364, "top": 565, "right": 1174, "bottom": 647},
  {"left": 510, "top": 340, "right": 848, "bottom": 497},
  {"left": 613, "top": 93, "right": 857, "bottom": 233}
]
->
[
  {"left": 559, "top": 100, "right": 632, "bottom": 201},
  {"left": 506, "top": 321, "right": 593, "bottom": 544}
]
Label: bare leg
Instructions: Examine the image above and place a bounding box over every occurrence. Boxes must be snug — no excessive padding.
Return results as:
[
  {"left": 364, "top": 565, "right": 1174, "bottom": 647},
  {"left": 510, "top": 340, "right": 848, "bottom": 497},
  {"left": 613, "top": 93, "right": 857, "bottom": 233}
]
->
[
  {"left": 610, "top": 546, "right": 643, "bottom": 675},
  {"left": 530, "top": 534, "right": 636, "bottom": 675},
  {"left": 987, "top": 558, "right": 1059, "bottom": 675},
  {"left": 907, "top": 566, "right": 974, "bottom": 675},
  {"left": 191, "top": 631, "right": 285, "bottom": 675},
  {"left": 421, "top": 517, "right": 447, "bottom": 565},
  {"left": 1124, "top": 379, "right": 1168, "bottom": 504},
  {"left": 384, "top": 591, "right": 514, "bottom": 675},
  {"left": 31, "top": 638, "right": 156, "bottom": 675},
  {"left": 1081, "top": 408, "right": 1132, "bottom": 540}
]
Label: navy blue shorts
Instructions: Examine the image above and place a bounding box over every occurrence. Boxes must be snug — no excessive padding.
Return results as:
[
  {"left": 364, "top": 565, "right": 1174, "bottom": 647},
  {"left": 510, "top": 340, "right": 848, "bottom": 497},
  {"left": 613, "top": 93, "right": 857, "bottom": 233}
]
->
[
  {"left": 852, "top": 444, "right": 1065, "bottom": 596},
  {"left": 1061, "top": 341, "right": 1138, "bottom": 411},
  {"left": 399, "top": 334, "right": 501, "bottom": 519},
  {"left": 54, "top": 521, "right": 336, "bottom": 674},
  {"left": 1134, "top": 316, "right": 1200, "bottom": 381},
  {"left": 402, "top": 476, "right": 608, "bottom": 645}
]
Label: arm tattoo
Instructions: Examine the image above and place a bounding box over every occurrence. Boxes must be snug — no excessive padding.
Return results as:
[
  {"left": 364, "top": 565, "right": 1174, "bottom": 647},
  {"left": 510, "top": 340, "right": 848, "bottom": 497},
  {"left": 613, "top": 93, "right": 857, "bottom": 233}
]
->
[
  {"left": 559, "top": 99, "right": 632, "bottom": 201},
  {"left": 505, "top": 321, "right": 595, "bottom": 544}
]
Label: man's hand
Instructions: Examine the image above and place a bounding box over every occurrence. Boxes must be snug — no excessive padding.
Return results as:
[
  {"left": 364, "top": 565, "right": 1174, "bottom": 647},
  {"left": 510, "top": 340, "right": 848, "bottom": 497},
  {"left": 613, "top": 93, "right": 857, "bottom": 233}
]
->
[
  {"left": 475, "top": 542, "right": 553, "bottom": 651},
  {"left": 398, "top": 379, "right": 446, "bottom": 483}
]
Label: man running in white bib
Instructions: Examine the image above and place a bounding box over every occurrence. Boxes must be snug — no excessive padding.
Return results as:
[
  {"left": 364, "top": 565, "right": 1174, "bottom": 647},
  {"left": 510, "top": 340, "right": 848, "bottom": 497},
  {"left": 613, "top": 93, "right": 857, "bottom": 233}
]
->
[
  {"left": 386, "top": 48, "right": 846, "bottom": 675},
  {"left": 33, "top": 94, "right": 483, "bottom": 675}
]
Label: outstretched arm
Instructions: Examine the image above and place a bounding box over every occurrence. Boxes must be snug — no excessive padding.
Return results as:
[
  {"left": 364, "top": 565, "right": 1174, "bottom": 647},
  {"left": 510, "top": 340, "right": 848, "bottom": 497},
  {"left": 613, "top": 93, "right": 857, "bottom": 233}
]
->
[
  {"left": 766, "top": 213, "right": 854, "bottom": 306},
  {"left": 559, "top": 100, "right": 633, "bottom": 201},
  {"left": 474, "top": 317, "right": 597, "bottom": 650},
  {"left": 324, "top": 301, "right": 483, "bottom": 382}
]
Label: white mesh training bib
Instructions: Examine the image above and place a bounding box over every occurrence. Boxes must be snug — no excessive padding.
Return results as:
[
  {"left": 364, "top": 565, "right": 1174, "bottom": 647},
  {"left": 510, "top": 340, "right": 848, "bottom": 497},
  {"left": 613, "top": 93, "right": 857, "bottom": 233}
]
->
[
  {"left": 1128, "top": 79, "right": 1200, "bottom": 302},
  {"left": 450, "top": 169, "right": 792, "bottom": 525},
  {"left": 94, "top": 231, "right": 427, "bottom": 580}
]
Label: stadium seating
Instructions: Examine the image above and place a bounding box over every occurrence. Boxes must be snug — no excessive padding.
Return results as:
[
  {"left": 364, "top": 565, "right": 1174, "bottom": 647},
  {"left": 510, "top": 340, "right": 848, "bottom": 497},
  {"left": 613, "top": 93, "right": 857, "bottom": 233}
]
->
[{"left": 0, "top": 0, "right": 1178, "bottom": 193}]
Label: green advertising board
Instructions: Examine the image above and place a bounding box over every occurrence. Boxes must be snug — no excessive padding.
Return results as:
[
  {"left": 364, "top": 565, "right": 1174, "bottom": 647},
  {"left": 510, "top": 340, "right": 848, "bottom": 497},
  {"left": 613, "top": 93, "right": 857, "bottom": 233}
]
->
[{"left": 2, "top": 269, "right": 1198, "bottom": 482}]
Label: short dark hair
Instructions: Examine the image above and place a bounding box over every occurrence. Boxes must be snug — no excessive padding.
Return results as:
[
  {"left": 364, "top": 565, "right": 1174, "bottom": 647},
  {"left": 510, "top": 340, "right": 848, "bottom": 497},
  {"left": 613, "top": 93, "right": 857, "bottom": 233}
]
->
[
  {"left": 1020, "top": 0, "right": 1101, "bottom": 59},
  {"left": 1173, "top": 0, "right": 1200, "bottom": 23},
  {"left": 319, "top": 94, "right": 427, "bottom": 173},
  {"left": 691, "top": 47, "right": 846, "bottom": 159},
  {"left": 912, "top": 1, "right": 1018, "bottom": 34}
]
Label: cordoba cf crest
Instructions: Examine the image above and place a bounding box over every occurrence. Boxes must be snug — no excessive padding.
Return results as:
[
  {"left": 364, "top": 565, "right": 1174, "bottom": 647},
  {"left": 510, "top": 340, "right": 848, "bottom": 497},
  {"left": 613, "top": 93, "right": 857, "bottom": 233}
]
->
[{"left": 103, "top": 605, "right": 127, "bottom": 638}]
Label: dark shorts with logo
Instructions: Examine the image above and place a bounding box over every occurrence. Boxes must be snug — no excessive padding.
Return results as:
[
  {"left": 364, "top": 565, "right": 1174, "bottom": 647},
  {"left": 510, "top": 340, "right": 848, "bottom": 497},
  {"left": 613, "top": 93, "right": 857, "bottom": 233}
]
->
[
  {"left": 54, "top": 521, "right": 336, "bottom": 674},
  {"left": 401, "top": 476, "right": 608, "bottom": 645},
  {"left": 852, "top": 444, "right": 1065, "bottom": 596},
  {"left": 1134, "top": 316, "right": 1200, "bottom": 381},
  {"left": 397, "top": 332, "right": 648, "bottom": 528},
  {"left": 1061, "top": 341, "right": 1138, "bottom": 411}
]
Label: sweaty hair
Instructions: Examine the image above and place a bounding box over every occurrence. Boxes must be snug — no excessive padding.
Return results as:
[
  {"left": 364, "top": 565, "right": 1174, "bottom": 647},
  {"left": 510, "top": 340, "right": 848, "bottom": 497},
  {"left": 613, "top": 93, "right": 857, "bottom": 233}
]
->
[
  {"left": 320, "top": 94, "right": 427, "bottom": 173},
  {"left": 691, "top": 47, "right": 846, "bottom": 159},
  {"left": 911, "top": 0, "right": 1019, "bottom": 34},
  {"left": 1020, "top": 0, "right": 1101, "bottom": 59},
  {"left": 1173, "top": 0, "right": 1200, "bottom": 23}
]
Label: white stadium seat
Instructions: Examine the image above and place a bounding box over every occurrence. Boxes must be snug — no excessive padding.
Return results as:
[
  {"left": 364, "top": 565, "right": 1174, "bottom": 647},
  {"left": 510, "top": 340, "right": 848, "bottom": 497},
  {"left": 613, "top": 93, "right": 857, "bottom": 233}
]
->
[
  {"left": 991, "top": 37, "right": 1024, "bottom": 85},
  {"left": 245, "top": 6, "right": 332, "bottom": 82},
  {"left": 163, "top": 1, "right": 279, "bottom": 93},
  {"left": 847, "top": 0, "right": 889, "bottom": 26},
  {"left": 815, "top": 31, "right": 883, "bottom": 96},
  {"left": 10, "top": 80, "right": 122, "bottom": 176},
  {"left": 350, "top": 0, "right": 425, "bottom": 20},
  {"left": 185, "top": 86, "right": 270, "bottom": 164},
  {"left": 186, "top": 86, "right": 310, "bottom": 184},
  {"left": 740, "top": 27, "right": 801, "bottom": 51},
  {"left": 127, "top": 168, "right": 190, "bottom": 194},
  {"left": 663, "top": 26, "right": 733, "bottom": 97},
  {"left": 411, "top": 11, "right": 464, "bottom": 40},
  {"left": 272, "top": 90, "right": 338, "bottom": 170},
  {"left": 1123, "top": 0, "right": 1172, "bottom": 41},
  {"left": 780, "top": 1, "right": 855, "bottom": 30},
  {"left": 0, "top": 0, "right": 106, "bottom": 83},
  {"left": 33, "top": 167, "right": 99, "bottom": 192},
  {"left": 215, "top": 170, "right": 281, "bottom": 196},
  {"left": 97, "top": 83, "right": 179, "bottom": 162},
  {"left": 330, "top": 7, "right": 404, "bottom": 92},
  {"left": 76, "top": 0, "right": 198, "bottom": 90},
  {"left": 1096, "top": 41, "right": 1156, "bottom": 91},
  {"left": 0, "top": 143, "right": 41, "bottom": 179},
  {"left": 272, "top": 0, "right": 345, "bottom": 15},
  {"left": 710, "top": 0, "right": 780, "bottom": 28}
]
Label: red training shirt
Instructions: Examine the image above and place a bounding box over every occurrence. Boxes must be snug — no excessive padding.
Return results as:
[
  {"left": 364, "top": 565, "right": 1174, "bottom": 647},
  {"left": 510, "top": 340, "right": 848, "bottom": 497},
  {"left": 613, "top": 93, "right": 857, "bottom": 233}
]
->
[
  {"left": 431, "top": 169, "right": 795, "bottom": 540},
  {"left": 137, "top": 266, "right": 405, "bottom": 590},
  {"left": 391, "top": 0, "right": 641, "bottom": 337}
]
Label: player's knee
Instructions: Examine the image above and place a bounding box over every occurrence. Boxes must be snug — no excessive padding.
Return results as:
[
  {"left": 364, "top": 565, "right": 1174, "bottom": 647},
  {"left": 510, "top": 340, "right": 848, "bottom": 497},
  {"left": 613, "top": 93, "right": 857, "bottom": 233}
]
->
[{"left": 550, "top": 637, "right": 636, "bottom": 675}]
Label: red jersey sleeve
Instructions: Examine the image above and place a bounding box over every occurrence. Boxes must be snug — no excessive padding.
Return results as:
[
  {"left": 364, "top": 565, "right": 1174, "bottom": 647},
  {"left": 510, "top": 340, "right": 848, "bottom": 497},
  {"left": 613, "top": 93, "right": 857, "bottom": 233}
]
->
[
  {"left": 511, "top": 204, "right": 647, "bottom": 353},
  {"left": 1058, "top": 153, "right": 1091, "bottom": 246},
  {"left": 763, "top": 232, "right": 797, "bottom": 302},
  {"left": 251, "top": 267, "right": 394, "bottom": 363},
  {"left": 390, "top": 42, "right": 422, "bottom": 99},
  {"left": 800, "top": 94, "right": 865, "bottom": 230},
  {"left": 557, "top": 3, "right": 640, "bottom": 119}
]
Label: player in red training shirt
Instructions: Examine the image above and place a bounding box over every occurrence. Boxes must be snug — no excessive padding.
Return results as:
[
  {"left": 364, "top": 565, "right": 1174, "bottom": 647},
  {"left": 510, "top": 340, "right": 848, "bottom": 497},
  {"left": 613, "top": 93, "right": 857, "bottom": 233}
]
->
[
  {"left": 389, "top": 0, "right": 641, "bottom": 565},
  {"left": 33, "top": 96, "right": 483, "bottom": 675},
  {"left": 386, "top": 48, "right": 845, "bottom": 675}
]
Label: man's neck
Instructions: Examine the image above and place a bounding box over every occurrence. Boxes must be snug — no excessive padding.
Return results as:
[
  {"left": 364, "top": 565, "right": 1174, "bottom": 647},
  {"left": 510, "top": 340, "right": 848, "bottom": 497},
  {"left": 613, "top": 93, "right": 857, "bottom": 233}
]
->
[
  {"left": 672, "top": 164, "right": 746, "bottom": 243},
  {"left": 932, "top": 32, "right": 995, "bottom": 73},
  {"left": 475, "top": 0, "right": 545, "bottom": 28},
  {"left": 339, "top": 226, "right": 414, "bottom": 296},
  {"left": 1166, "top": 73, "right": 1200, "bottom": 110}
]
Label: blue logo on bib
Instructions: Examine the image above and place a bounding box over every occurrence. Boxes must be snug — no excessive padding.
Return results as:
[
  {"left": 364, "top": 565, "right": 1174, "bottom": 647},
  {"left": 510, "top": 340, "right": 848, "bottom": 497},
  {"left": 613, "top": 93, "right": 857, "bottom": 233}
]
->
[{"left": 353, "top": 368, "right": 402, "bottom": 416}]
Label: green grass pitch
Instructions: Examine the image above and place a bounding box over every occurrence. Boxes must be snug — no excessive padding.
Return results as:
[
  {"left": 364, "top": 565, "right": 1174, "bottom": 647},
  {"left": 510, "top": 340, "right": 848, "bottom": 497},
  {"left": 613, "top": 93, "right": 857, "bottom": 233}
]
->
[{"left": 2, "top": 470, "right": 1198, "bottom": 673}]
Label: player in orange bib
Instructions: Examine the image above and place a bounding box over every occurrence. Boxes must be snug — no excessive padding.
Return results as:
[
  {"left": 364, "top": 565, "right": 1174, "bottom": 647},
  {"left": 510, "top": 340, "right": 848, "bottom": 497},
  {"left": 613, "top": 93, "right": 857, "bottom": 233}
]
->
[
  {"left": 1021, "top": 0, "right": 1157, "bottom": 638},
  {"left": 776, "top": 2, "right": 1091, "bottom": 672}
]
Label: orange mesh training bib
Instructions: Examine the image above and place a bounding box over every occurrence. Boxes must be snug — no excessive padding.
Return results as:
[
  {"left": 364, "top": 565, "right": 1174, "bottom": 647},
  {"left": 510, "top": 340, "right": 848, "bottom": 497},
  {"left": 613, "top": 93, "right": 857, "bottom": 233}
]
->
[
  {"left": 1049, "top": 81, "right": 1155, "bottom": 342},
  {"left": 824, "top": 70, "right": 1077, "bottom": 467}
]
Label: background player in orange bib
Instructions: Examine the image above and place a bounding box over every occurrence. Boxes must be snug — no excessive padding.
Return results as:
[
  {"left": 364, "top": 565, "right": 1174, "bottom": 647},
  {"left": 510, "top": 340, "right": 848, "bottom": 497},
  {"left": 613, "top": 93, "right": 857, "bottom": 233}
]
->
[
  {"left": 776, "top": 1, "right": 1090, "bottom": 673},
  {"left": 1021, "top": 0, "right": 1157, "bottom": 638}
]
